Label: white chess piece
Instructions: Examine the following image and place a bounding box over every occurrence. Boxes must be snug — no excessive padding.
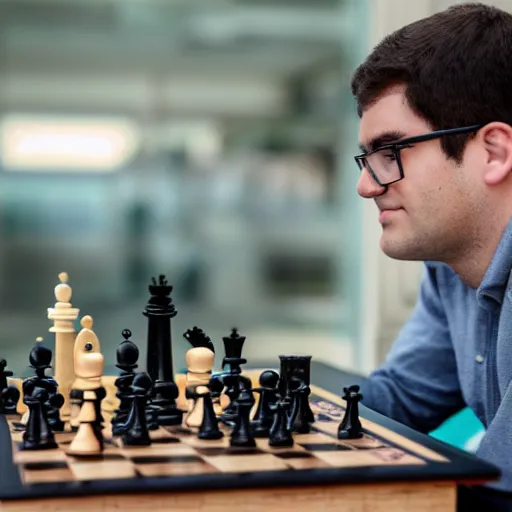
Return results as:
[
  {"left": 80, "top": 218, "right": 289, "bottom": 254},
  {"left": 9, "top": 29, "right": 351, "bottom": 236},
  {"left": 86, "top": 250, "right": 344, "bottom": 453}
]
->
[
  {"left": 68, "top": 390, "right": 101, "bottom": 455},
  {"left": 48, "top": 272, "right": 80, "bottom": 421}
]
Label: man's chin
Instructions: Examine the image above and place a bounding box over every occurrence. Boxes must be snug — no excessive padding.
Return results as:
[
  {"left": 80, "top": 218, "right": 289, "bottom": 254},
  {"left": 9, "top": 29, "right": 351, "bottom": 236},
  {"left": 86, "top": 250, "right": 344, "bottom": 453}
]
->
[{"left": 379, "top": 235, "right": 422, "bottom": 261}]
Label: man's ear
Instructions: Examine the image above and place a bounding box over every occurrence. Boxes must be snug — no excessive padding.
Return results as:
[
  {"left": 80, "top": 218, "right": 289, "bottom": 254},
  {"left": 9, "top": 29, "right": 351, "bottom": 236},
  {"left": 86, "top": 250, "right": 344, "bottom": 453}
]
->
[{"left": 481, "top": 122, "right": 512, "bottom": 186}]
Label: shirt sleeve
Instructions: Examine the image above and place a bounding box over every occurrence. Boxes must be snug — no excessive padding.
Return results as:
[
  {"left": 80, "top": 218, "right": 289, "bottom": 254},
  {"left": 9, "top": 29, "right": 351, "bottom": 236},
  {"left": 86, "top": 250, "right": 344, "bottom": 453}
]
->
[{"left": 360, "top": 262, "right": 466, "bottom": 433}]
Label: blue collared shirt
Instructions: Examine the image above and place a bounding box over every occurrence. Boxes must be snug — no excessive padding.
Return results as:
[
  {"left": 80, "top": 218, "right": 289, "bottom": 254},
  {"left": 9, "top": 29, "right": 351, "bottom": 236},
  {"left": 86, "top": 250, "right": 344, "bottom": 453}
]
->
[{"left": 362, "top": 217, "right": 512, "bottom": 491}]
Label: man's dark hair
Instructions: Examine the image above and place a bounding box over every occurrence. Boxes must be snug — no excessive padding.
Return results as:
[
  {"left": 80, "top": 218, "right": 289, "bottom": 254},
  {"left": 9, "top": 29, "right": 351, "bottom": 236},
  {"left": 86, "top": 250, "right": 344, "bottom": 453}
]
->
[{"left": 351, "top": 3, "right": 512, "bottom": 162}]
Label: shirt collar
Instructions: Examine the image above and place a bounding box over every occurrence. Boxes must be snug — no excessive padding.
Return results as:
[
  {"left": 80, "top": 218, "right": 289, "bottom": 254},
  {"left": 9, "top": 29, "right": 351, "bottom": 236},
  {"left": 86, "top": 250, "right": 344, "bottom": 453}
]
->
[{"left": 477, "top": 217, "right": 512, "bottom": 310}]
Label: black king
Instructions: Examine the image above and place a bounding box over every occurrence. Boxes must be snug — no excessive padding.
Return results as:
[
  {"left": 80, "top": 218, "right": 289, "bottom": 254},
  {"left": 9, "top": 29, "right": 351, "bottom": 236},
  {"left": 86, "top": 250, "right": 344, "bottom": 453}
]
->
[{"left": 143, "top": 275, "right": 183, "bottom": 425}]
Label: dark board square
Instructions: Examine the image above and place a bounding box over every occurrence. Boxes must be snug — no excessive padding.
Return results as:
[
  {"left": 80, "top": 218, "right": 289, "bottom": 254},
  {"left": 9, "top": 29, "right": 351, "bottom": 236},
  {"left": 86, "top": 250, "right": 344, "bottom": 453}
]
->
[
  {"left": 23, "top": 461, "right": 69, "bottom": 471},
  {"left": 197, "top": 447, "right": 264, "bottom": 457},
  {"left": 152, "top": 437, "right": 181, "bottom": 444},
  {"left": 131, "top": 455, "right": 203, "bottom": 464},
  {"left": 315, "top": 414, "right": 335, "bottom": 422},
  {"left": 274, "top": 451, "right": 313, "bottom": 459},
  {"left": 299, "top": 443, "right": 352, "bottom": 452},
  {"left": 67, "top": 453, "right": 125, "bottom": 462},
  {"left": 166, "top": 427, "right": 194, "bottom": 436}
]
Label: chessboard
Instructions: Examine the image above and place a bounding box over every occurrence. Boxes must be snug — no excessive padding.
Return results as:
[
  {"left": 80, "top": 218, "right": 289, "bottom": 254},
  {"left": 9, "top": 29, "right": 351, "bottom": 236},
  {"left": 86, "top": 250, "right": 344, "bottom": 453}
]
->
[{"left": 0, "top": 371, "right": 500, "bottom": 512}]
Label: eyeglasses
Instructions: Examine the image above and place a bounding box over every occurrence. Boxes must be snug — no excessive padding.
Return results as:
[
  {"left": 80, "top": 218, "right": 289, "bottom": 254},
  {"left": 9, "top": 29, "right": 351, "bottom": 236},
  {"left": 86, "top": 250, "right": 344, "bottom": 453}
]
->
[{"left": 354, "top": 124, "right": 485, "bottom": 187}]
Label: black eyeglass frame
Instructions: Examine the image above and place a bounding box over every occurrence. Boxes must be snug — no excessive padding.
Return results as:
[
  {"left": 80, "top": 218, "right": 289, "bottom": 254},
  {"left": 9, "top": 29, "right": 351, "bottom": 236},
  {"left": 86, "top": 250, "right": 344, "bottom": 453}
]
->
[{"left": 354, "top": 124, "right": 485, "bottom": 186}]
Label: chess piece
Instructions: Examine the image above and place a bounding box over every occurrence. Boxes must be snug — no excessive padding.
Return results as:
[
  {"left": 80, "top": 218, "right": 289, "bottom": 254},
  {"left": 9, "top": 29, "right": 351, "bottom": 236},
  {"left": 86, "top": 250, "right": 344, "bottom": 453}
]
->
[
  {"left": 278, "top": 355, "right": 315, "bottom": 422},
  {"left": 23, "top": 337, "right": 65, "bottom": 432},
  {"left": 230, "top": 391, "right": 256, "bottom": 448},
  {"left": 143, "top": 275, "right": 183, "bottom": 426},
  {"left": 287, "top": 370, "right": 312, "bottom": 434},
  {"left": 197, "top": 385, "right": 224, "bottom": 440},
  {"left": 220, "top": 373, "right": 253, "bottom": 426},
  {"left": 20, "top": 386, "right": 58, "bottom": 451},
  {"left": 208, "top": 375, "right": 225, "bottom": 415},
  {"left": 70, "top": 316, "right": 105, "bottom": 440},
  {"left": 338, "top": 385, "right": 363, "bottom": 439},
  {"left": 252, "top": 370, "right": 280, "bottom": 437},
  {"left": 222, "top": 327, "right": 246, "bottom": 374},
  {"left": 122, "top": 376, "right": 152, "bottom": 446},
  {"left": 269, "top": 400, "right": 294, "bottom": 447},
  {"left": 184, "top": 344, "right": 215, "bottom": 427},
  {"left": 47, "top": 272, "right": 80, "bottom": 421},
  {"left": 112, "top": 329, "right": 139, "bottom": 436},
  {"left": 132, "top": 371, "right": 158, "bottom": 431},
  {"left": 183, "top": 326, "right": 215, "bottom": 353},
  {"left": 68, "top": 390, "right": 102, "bottom": 455},
  {"left": 0, "top": 359, "right": 20, "bottom": 414}
]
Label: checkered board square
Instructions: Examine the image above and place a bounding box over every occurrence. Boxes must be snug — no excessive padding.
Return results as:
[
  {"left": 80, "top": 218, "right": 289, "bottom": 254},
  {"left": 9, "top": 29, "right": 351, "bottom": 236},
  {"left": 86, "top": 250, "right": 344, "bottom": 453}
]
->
[{"left": 6, "top": 395, "right": 438, "bottom": 488}]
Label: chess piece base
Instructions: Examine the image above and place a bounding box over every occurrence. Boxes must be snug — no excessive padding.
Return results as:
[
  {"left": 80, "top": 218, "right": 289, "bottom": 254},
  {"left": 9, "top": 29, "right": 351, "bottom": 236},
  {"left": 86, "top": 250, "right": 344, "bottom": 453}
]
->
[
  {"left": 338, "top": 429, "right": 363, "bottom": 440},
  {"left": 20, "top": 438, "right": 58, "bottom": 451},
  {"left": 269, "top": 435, "right": 294, "bottom": 447},
  {"left": 198, "top": 429, "right": 224, "bottom": 441}
]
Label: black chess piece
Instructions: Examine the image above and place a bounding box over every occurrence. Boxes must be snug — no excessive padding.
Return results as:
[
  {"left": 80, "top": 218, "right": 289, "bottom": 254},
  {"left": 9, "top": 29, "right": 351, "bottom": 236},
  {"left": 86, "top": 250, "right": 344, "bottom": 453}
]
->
[
  {"left": 92, "top": 386, "right": 107, "bottom": 450},
  {"left": 183, "top": 327, "right": 215, "bottom": 353},
  {"left": 287, "top": 370, "right": 312, "bottom": 434},
  {"left": 278, "top": 355, "right": 315, "bottom": 423},
  {"left": 143, "top": 275, "right": 183, "bottom": 426},
  {"left": 222, "top": 328, "right": 246, "bottom": 374},
  {"left": 197, "top": 386, "right": 224, "bottom": 440},
  {"left": 134, "top": 371, "right": 159, "bottom": 431},
  {"left": 112, "top": 329, "right": 139, "bottom": 436},
  {"left": 220, "top": 373, "right": 253, "bottom": 426},
  {"left": 24, "top": 340, "right": 65, "bottom": 431},
  {"left": 337, "top": 385, "right": 363, "bottom": 440},
  {"left": 20, "top": 386, "right": 58, "bottom": 451},
  {"left": 0, "top": 359, "right": 20, "bottom": 414},
  {"left": 122, "top": 378, "right": 152, "bottom": 446},
  {"left": 230, "top": 391, "right": 256, "bottom": 448},
  {"left": 252, "top": 370, "right": 280, "bottom": 437},
  {"left": 208, "top": 374, "right": 225, "bottom": 402},
  {"left": 269, "top": 399, "right": 294, "bottom": 447},
  {"left": 69, "top": 388, "right": 83, "bottom": 432}
]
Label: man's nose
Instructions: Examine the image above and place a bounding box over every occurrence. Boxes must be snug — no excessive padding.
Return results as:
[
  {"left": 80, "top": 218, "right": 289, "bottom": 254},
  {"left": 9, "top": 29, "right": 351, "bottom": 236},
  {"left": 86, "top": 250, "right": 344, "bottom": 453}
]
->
[{"left": 357, "top": 168, "right": 387, "bottom": 198}]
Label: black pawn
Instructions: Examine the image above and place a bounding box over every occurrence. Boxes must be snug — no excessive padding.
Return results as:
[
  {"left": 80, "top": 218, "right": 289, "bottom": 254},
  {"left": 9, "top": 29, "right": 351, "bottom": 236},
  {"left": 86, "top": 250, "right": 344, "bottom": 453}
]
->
[
  {"left": 252, "top": 370, "right": 279, "bottom": 438},
  {"left": 21, "top": 387, "right": 58, "bottom": 451},
  {"left": 337, "top": 385, "right": 363, "bottom": 440},
  {"left": 134, "top": 372, "right": 159, "bottom": 431},
  {"left": 27, "top": 341, "right": 65, "bottom": 432},
  {"left": 112, "top": 329, "right": 139, "bottom": 435},
  {"left": 230, "top": 396, "right": 256, "bottom": 448},
  {"left": 122, "top": 382, "right": 151, "bottom": 447},
  {"left": 0, "top": 359, "right": 20, "bottom": 414},
  {"left": 269, "top": 400, "right": 294, "bottom": 447},
  {"left": 197, "top": 387, "right": 223, "bottom": 440},
  {"left": 287, "top": 372, "right": 312, "bottom": 434}
]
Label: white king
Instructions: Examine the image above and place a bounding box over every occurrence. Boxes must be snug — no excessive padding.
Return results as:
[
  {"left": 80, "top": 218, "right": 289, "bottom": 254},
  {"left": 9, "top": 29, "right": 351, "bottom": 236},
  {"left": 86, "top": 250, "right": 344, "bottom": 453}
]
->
[{"left": 47, "top": 272, "right": 80, "bottom": 421}]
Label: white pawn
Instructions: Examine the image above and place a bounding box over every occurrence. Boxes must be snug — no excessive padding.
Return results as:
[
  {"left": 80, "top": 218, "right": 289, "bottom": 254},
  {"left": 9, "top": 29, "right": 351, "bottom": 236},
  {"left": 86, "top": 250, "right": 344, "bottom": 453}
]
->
[
  {"left": 184, "top": 347, "right": 215, "bottom": 428},
  {"left": 68, "top": 390, "right": 102, "bottom": 455}
]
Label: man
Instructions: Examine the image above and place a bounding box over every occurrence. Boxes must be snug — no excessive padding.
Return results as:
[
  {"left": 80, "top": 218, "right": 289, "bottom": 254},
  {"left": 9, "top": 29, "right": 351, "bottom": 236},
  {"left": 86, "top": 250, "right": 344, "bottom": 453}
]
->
[{"left": 351, "top": 2, "right": 512, "bottom": 508}]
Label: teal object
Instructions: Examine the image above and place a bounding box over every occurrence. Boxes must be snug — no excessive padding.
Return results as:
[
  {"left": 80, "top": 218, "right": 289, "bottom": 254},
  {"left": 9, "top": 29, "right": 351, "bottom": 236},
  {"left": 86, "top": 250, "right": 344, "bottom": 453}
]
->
[{"left": 429, "top": 407, "right": 485, "bottom": 451}]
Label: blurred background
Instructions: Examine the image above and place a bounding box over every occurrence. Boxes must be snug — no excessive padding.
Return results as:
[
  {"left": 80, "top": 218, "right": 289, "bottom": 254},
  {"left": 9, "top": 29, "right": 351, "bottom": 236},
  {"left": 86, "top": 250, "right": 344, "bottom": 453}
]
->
[
  {"left": 0, "top": 0, "right": 369, "bottom": 376},
  {"left": 0, "top": 0, "right": 508, "bottom": 450}
]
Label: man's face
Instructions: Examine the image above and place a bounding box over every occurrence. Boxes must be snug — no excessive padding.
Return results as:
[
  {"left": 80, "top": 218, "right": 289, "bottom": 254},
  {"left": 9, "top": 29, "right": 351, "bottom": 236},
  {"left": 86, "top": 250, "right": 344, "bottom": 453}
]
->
[{"left": 356, "top": 85, "right": 484, "bottom": 262}]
